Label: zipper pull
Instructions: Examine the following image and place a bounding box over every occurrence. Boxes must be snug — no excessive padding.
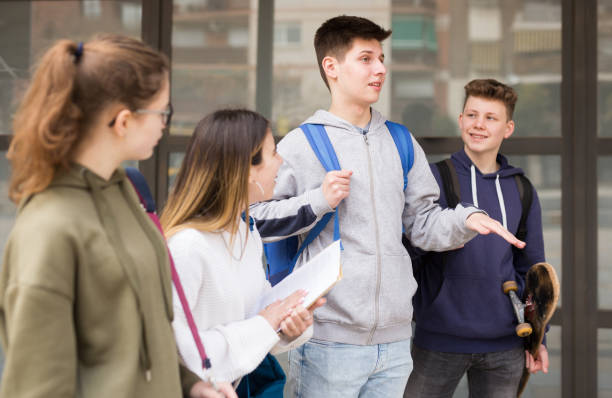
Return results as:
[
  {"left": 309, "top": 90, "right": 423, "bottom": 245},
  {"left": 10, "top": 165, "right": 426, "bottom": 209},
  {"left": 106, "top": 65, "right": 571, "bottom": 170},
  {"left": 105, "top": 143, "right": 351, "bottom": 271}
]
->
[{"left": 363, "top": 133, "right": 369, "bottom": 145}]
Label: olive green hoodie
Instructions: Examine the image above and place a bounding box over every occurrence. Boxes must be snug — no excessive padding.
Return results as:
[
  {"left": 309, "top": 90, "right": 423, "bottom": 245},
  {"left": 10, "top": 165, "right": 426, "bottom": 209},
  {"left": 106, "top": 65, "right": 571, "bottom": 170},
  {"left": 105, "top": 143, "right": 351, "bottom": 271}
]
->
[{"left": 0, "top": 165, "right": 200, "bottom": 397}]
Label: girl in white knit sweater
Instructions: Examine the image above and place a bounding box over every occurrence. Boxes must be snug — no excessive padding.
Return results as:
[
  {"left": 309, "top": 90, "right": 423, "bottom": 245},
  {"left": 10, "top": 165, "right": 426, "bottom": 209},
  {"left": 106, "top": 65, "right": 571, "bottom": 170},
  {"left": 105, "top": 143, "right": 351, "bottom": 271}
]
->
[{"left": 161, "top": 109, "right": 324, "bottom": 389}]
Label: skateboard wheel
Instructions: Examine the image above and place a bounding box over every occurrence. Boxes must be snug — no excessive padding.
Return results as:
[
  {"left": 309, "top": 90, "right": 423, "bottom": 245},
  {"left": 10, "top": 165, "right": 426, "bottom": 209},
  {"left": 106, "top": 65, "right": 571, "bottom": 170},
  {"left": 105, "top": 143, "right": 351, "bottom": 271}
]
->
[
  {"left": 503, "top": 280, "right": 518, "bottom": 294},
  {"left": 516, "top": 323, "right": 532, "bottom": 337}
]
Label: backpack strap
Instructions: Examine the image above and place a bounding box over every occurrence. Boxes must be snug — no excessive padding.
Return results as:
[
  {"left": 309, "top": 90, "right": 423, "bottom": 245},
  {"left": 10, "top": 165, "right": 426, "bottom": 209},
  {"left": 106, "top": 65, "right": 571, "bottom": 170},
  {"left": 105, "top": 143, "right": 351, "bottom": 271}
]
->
[
  {"left": 384, "top": 121, "right": 415, "bottom": 191},
  {"left": 514, "top": 174, "right": 533, "bottom": 242},
  {"left": 125, "top": 167, "right": 212, "bottom": 371},
  {"left": 277, "top": 124, "right": 342, "bottom": 275},
  {"left": 435, "top": 158, "right": 461, "bottom": 208}
]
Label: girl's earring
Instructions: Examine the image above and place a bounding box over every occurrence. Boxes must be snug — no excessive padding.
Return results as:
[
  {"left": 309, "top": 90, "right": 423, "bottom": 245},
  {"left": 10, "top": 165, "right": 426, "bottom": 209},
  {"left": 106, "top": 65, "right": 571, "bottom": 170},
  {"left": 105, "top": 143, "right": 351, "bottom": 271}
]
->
[{"left": 254, "top": 181, "right": 265, "bottom": 195}]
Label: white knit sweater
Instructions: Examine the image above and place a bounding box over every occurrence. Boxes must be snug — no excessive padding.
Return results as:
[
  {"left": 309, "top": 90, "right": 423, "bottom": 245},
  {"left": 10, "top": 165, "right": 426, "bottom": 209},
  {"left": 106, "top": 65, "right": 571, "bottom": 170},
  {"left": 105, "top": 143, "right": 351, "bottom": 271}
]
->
[{"left": 168, "top": 218, "right": 311, "bottom": 383}]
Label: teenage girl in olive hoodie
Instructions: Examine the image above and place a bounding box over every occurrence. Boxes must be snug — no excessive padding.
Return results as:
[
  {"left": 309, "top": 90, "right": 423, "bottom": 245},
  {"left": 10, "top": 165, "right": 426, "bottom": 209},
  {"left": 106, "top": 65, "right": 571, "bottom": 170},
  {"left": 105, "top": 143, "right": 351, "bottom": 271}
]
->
[{"left": 0, "top": 35, "right": 235, "bottom": 398}]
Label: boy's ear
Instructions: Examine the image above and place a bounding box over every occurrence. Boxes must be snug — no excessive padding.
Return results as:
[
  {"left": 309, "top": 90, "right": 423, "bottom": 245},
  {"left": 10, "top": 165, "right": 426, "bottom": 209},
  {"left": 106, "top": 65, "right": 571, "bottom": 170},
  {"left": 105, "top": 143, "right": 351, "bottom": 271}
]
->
[
  {"left": 504, "top": 119, "right": 515, "bottom": 139},
  {"left": 322, "top": 56, "right": 339, "bottom": 83}
]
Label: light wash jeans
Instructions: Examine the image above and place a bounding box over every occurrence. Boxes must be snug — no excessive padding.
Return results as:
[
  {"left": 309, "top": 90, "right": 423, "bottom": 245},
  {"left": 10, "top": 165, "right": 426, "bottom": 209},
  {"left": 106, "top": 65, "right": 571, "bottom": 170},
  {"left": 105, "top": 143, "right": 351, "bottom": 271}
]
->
[{"left": 287, "top": 338, "right": 413, "bottom": 398}]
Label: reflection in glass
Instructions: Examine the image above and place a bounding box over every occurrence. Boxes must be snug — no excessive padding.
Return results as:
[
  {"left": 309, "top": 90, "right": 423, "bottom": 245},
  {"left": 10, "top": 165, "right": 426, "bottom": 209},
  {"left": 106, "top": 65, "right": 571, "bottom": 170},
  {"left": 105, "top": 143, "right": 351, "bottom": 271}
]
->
[
  {"left": 599, "top": 1, "right": 612, "bottom": 137},
  {"left": 0, "top": 153, "right": 15, "bottom": 258},
  {"left": 0, "top": 0, "right": 142, "bottom": 135},
  {"left": 271, "top": 0, "right": 561, "bottom": 137},
  {"left": 168, "top": 152, "right": 185, "bottom": 192},
  {"left": 599, "top": 329, "right": 612, "bottom": 397},
  {"left": 0, "top": 152, "right": 15, "bottom": 378},
  {"left": 171, "top": 0, "right": 254, "bottom": 135},
  {"left": 599, "top": 157, "right": 612, "bottom": 309}
]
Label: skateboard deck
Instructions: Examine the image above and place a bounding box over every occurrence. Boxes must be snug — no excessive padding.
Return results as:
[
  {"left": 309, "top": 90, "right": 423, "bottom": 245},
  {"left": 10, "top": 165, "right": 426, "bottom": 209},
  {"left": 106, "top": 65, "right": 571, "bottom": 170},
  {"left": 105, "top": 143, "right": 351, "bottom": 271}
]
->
[{"left": 503, "top": 262, "right": 559, "bottom": 397}]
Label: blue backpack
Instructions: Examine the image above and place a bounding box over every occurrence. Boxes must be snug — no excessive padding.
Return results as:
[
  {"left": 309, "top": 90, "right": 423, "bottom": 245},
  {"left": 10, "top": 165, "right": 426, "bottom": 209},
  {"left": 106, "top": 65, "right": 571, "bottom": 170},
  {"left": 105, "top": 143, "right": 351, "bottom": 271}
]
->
[{"left": 263, "top": 121, "right": 415, "bottom": 286}]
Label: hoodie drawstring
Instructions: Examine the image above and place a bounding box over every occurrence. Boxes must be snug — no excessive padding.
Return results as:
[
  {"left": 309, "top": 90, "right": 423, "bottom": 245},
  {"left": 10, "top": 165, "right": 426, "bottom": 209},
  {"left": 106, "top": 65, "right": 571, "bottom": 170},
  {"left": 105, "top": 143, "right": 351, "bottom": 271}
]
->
[
  {"left": 495, "top": 174, "right": 508, "bottom": 229},
  {"left": 470, "top": 164, "right": 508, "bottom": 229},
  {"left": 470, "top": 165, "right": 479, "bottom": 208}
]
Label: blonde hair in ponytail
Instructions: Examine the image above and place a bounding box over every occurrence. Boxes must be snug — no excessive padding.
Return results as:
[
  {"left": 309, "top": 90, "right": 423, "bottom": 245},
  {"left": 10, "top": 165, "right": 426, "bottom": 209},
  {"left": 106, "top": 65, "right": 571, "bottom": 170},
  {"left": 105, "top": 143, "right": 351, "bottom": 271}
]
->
[{"left": 7, "top": 34, "right": 168, "bottom": 203}]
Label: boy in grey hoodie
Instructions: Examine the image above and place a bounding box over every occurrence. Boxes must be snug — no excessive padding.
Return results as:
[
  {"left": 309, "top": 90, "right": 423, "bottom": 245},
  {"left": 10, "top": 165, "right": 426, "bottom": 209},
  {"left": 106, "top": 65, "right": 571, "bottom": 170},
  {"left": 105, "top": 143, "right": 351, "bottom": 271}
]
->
[{"left": 250, "top": 15, "right": 525, "bottom": 398}]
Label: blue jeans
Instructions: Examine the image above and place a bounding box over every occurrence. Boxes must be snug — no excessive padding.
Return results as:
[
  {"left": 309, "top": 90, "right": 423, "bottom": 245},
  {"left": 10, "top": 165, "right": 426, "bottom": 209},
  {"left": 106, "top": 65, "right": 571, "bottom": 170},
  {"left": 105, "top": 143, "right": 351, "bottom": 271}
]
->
[
  {"left": 287, "top": 338, "right": 412, "bottom": 398},
  {"left": 404, "top": 344, "right": 525, "bottom": 398}
]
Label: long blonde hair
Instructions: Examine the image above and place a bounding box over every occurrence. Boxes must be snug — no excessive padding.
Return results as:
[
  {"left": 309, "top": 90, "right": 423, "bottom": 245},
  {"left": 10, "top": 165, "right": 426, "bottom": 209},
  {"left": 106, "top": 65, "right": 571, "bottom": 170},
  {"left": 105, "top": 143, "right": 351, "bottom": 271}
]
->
[
  {"left": 161, "top": 109, "right": 269, "bottom": 242},
  {"left": 8, "top": 34, "right": 168, "bottom": 203}
]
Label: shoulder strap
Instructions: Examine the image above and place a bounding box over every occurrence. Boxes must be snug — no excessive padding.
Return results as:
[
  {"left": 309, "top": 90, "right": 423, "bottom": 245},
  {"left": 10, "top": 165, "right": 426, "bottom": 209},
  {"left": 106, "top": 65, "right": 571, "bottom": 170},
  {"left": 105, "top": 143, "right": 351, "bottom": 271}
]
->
[
  {"left": 384, "top": 121, "right": 414, "bottom": 191},
  {"left": 288, "top": 124, "right": 341, "bottom": 272},
  {"left": 125, "top": 168, "right": 156, "bottom": 212},
  {"left": 435, "top": 159, "right": 461, "bottom": 208},
  {"left": 300, "top": 124, "right": 341, "bottom": 171},
  {"left": 514, "top": 174, "right": 533, "bottom": 242},
  {"left": 125, "top": 167, "right": 212, "bottom": 371}
]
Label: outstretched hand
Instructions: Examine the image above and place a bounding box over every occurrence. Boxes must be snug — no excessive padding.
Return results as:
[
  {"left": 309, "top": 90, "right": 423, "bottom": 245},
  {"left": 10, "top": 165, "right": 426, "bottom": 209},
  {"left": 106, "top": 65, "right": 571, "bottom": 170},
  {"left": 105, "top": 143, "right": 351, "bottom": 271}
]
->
[
  {"left": 465, "top": 212, "right": 526, "bottom": 249},
  {"left": 322, "top": 170, "right": 352, "bottom": 209}
]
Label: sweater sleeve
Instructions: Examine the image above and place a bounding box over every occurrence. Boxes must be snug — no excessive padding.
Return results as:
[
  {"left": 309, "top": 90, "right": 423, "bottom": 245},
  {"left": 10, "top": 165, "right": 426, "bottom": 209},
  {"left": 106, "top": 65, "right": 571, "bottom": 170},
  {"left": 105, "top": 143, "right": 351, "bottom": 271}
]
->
[
  {"left": 402, "top": 136, "right": 482, "bottom": 251},
  {"left": 249, "top": 135, "right": 333, "bottom": 242},
  {"left": 0, "top": 231, "right": 77, "bottom": 398},
  {"left": 169, "top": 231, "right": 281, "bottom": 383}
]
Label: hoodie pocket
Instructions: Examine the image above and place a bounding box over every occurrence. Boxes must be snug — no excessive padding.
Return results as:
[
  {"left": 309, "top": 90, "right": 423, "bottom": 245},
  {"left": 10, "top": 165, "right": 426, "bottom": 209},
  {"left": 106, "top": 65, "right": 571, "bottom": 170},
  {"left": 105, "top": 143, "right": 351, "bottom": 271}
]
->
[
  {"left": 419, "top": 276, "right": 518, "bottom": 340},
  {"left": 377, "top": 254, "right": 417, "bottom": 327},
  {"left": 313, "top": 252, "right": 377, "bottom": 330}
]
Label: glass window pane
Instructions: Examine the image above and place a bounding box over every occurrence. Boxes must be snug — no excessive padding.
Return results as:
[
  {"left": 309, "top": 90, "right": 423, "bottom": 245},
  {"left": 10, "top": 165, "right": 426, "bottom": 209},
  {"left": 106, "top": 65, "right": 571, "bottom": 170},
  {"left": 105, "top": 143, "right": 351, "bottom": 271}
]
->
[
  {"left": 600, "top": 329, "right": 612, "bottom": 397},
  {"left": 168, "top": 152, "right": 185, "bottom": 191},
  {"left": 0, "top": 152, "right": 16, "bottom": 380},
  {"left": 0, "top": 0, "right": 142, "bottom": 135},
  {"left": 0, "top": 153, "right": 15, "bottom": 260},
  {"left": 170, "top": 0, "right": 253, "bottom": 135},
  {"left": 271, "top": 1, "right": 561, "bottom": 137},
  {"left": 599, "top": 157, "right": 612, "bottom": 309},
  {"left": 599, "top": 1, "right": 612, "bottom": 136}
]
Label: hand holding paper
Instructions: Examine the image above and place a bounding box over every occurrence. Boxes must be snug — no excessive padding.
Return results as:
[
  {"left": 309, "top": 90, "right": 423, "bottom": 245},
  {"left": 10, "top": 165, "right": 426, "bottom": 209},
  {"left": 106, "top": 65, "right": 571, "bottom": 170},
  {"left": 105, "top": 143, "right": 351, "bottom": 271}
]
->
[
  {"left": 258, "top": 240, "right": 342, "bottom": 336},
  {"left": 279, "top": 297, "right": 327, "bottom": 338},
  {"left": 258, "top": 289, "right": 307, "bottom": 332}
]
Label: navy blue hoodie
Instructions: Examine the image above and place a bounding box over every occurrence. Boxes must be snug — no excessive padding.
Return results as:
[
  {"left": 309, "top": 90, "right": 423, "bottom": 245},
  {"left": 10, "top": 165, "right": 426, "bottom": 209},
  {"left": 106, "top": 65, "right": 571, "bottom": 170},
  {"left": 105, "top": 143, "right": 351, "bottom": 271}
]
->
[{"left": 412, "top": 149, "right": 545, "bottom": 353}]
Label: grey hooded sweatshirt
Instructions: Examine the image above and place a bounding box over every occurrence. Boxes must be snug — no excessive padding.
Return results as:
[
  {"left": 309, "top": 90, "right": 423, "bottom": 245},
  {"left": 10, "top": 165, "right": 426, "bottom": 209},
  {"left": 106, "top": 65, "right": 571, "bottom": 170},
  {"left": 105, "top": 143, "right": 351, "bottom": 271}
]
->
[{"left": 250, "top": 109, "right": 480, "bottom": 345}]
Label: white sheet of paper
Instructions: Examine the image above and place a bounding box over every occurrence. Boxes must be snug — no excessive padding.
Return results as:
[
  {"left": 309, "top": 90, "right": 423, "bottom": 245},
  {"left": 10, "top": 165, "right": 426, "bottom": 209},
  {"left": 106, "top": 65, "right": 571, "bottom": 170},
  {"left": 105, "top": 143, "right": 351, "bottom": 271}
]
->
[{"left": 257, "top": 240, "right": 342, "bottom": 312}]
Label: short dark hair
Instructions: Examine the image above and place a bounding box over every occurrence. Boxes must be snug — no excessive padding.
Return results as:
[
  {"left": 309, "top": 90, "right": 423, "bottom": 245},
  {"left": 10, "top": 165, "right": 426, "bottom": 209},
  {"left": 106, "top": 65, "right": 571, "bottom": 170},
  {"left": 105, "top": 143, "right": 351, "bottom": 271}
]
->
[
  {"left": 463, "top": 79, "right": 518, "bottom": 120},
  {"left": 314, "top": 15, "right": 391, "bottom": 89}
]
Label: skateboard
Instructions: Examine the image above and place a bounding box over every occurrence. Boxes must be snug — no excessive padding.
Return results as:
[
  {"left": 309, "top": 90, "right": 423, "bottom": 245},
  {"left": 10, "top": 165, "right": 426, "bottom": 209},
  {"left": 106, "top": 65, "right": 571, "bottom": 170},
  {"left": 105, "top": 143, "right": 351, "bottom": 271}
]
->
[{"left": 502, "top": 262, "right": 560, "bottom": 397}]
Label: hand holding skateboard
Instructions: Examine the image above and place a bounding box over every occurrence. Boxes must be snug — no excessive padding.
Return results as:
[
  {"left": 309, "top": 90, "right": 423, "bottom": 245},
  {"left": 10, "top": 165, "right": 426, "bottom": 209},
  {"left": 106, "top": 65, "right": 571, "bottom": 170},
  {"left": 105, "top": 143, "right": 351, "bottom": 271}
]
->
[{"left": 503, "top": 262, "right": 559, "bottom": 397}]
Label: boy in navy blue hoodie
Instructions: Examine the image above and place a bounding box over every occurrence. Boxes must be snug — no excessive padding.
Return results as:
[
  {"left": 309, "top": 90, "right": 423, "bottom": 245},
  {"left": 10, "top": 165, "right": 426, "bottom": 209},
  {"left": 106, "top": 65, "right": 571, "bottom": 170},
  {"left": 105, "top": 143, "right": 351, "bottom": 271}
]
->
[{"left": 404, "top": 79, "right": 548, "bottom": 398}]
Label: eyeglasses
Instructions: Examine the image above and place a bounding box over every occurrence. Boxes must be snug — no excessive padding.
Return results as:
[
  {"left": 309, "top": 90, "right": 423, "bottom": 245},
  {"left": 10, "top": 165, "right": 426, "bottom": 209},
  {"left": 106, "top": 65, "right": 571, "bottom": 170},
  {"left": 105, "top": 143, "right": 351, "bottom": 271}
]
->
[{"left": 108, "top": 103, "right": 173, "bottom": 127}]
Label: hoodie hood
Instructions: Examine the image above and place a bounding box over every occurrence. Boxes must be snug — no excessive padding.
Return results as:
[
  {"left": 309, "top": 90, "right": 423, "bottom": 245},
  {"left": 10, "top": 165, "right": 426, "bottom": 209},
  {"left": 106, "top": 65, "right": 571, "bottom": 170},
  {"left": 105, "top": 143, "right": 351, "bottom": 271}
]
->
[
  {"left": 451, "top": 148, "right": 525, "bottom": 179},
  {"left": 451, "top": 149, "right": 525, "bottom": 229},
  {"left": 303, "top": 108, "right": 388, "bottom": 136}
]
